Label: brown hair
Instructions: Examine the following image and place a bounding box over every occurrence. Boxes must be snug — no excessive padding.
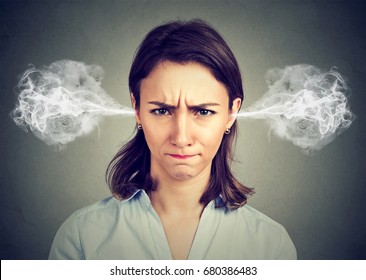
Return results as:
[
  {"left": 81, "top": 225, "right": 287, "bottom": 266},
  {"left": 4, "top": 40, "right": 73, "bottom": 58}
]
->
[{"left": 106, "top": 19, "right": 254, "bottom": 209}]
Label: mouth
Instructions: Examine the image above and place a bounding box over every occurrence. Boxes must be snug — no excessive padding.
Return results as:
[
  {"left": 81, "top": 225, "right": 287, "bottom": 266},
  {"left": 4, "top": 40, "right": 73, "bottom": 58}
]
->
[{"left": 168, "top": 154, "right": 196, "bottom": 160}]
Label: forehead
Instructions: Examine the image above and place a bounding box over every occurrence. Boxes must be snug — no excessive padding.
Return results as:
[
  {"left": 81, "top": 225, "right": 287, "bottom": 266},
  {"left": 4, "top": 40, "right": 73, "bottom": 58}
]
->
[{"left": 140, "top": 61, "right": 228, "bottom": 105}]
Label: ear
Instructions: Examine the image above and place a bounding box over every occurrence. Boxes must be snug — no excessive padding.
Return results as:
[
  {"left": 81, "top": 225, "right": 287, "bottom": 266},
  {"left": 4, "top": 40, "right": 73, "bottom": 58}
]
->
[
  {"left": 227, "top": 98, "right": 242, "bottom": 128},
  {"left": 131, "top": 93, "right": 141, "bottom": 124}
]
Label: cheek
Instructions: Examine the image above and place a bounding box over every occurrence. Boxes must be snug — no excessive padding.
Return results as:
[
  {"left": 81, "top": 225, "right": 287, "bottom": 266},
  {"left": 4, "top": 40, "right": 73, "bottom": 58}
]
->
[
  {"left": 200, "top": 128, "right": 225, "bottom": 155},
  {"left": 141, "top": 123, "right": 169, "bottom": 152}
]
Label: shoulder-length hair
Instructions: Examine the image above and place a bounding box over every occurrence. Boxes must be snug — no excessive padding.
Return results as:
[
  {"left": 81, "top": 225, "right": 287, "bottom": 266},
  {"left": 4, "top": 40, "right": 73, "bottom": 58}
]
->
[{"left": 106, "top": 19, "right": 254, "bottom": 210}]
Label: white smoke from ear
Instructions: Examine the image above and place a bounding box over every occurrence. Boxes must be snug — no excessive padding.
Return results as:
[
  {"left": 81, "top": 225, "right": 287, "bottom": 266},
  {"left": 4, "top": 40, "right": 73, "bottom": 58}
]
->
[
  {"left": 10, "top": 61, "right": 355, "bottom": 154},
  {"left": 236, "top": 64, "right": 355, "bottom": 153},
  {"left": 10, "top": 60, "right": 134, "bottom": 148}
]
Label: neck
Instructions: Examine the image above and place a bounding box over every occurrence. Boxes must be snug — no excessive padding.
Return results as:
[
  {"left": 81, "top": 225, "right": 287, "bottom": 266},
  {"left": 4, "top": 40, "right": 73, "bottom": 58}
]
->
[{"left": 149, "top": 168, "right": 210, "bottom": 217}]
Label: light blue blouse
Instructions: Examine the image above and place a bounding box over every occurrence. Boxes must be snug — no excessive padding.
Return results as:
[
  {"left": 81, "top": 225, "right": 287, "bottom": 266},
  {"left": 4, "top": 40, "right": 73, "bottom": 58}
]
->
[{"left": 49, "top": 190, "right": 297, "bottom": 260}]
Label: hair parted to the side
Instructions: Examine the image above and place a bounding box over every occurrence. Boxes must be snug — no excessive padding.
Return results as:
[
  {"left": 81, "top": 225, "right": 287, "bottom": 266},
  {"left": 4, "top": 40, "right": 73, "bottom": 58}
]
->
[{"left": 106, "top": 19, "right": 254, "bottom": 210}]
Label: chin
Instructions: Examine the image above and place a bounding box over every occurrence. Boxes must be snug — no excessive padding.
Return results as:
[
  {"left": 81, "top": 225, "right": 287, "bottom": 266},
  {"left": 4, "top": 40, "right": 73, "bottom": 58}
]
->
[
  {"left": 171, "top": 172, "right": 194, "bottom": 181},
  {"left": 168, "top": 167, "right": 197, "bottom": 180}
]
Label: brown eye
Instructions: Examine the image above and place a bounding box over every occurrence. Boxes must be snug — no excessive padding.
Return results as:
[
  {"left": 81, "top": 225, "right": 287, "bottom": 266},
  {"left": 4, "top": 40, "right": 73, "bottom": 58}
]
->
[
  {"left": 196, "top": 109, "right": 215, "bottom": 116},
  {"left": 151, "top": 108, "right": 170, "bottom": 115},
  {"left": 199, "top": 110, "right": 209, "bottom": 115}
]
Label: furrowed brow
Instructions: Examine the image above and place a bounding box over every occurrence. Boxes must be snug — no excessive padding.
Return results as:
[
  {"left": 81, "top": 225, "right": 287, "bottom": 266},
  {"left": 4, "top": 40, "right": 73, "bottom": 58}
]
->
[
  {"left": 148, "top": 101, "right": 176, "bottom": 109},
  {"left": 147, "top": 101, "right": 221, "bottom": 110},
  {"left": 188, "top": 103, "right": 221, "bottom": 110}
]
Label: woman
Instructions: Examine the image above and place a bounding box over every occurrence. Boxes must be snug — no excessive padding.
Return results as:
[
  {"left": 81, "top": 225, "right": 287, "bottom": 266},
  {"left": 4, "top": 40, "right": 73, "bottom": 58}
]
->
[{"left": 49, "top": 19, "right": 297, "bottom": 260}]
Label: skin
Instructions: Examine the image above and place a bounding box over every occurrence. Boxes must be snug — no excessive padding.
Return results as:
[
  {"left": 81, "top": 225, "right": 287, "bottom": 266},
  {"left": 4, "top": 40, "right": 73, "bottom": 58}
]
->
[{"left": 132, "top": 61, "right": 241, "bottom": 259}]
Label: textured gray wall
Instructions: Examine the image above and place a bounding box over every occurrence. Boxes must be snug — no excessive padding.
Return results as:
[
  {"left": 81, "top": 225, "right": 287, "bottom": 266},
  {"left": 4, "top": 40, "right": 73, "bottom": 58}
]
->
[{"left": 0, "top": 0, "right": 365, "bottom": 259}]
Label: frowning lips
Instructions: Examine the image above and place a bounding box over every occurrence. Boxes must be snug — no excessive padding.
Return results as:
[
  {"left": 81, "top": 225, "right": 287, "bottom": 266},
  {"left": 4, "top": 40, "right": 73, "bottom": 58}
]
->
[{"left": 168, "top": 154, "right": 196, "bottom": 160}]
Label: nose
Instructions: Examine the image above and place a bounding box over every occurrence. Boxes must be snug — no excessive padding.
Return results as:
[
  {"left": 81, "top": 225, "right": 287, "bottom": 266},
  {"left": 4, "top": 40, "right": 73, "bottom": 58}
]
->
[{"left": 170, "top": 112, "right": 193, "bottom": 148}]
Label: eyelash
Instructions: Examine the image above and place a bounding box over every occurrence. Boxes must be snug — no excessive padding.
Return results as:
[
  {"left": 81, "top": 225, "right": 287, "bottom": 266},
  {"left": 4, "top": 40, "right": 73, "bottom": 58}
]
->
[
  {"left": 150, "top": 108, "right": 216, "bottom": 116},
  {"left": 150, "top": 108, "right": 171, "bottom": 115},
  {"left": 196, "top": 109, "right": 215, "bottom": 116}
]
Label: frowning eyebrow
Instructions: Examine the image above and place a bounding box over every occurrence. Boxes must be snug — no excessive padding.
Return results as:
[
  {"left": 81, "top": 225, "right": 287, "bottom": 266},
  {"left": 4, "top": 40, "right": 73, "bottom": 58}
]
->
[{"left": 147, "top": 101, "right": 221, "bottom": 109}]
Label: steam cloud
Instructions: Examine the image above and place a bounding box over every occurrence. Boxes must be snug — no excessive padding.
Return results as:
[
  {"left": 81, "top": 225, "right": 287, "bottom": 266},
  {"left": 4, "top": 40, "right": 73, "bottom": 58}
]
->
[
  {"left": 10, "top": 61, "right": 355, "bottom": 153},
  {"left": 237, "top": 64, "right": 355, "bottom": 153},
  {"left": 10, "top": 60, "right": 134, "bottom": 147}
]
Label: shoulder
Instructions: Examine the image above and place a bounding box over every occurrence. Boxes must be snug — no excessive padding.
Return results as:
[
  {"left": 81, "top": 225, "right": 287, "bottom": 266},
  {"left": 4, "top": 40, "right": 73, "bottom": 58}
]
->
[
  {"left": 69, "top": 196, "right": 117, "bottom": 220},
  {"left": 49, "top": 195, "right": 137, "bottom": 259},
  {"left": 229, "top": 204, "right": 297, "bottom": 259},
  {"left": 54, "top": 190, "right": 147, "bottom": 236},
  {"left": 235, "top": 204, "right": 286, "bottom": 232},
  {"left": 51, "top": 197, "right": 117, "bottom": 231},
  {"left": 68, "top": 191, "right": 146, "bottom": 220}
]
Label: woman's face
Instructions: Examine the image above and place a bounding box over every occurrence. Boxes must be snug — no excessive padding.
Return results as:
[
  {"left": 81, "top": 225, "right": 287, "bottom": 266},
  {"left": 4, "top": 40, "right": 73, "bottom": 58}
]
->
[{"left": 134, "top": 61, "right": 241, "bottom": 183}]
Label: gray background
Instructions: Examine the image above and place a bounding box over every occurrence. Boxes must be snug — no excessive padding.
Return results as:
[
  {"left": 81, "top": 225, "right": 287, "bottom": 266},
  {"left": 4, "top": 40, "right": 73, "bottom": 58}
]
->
[{"left": 0, "top": 0, "right": 365, "bottom": 259}]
